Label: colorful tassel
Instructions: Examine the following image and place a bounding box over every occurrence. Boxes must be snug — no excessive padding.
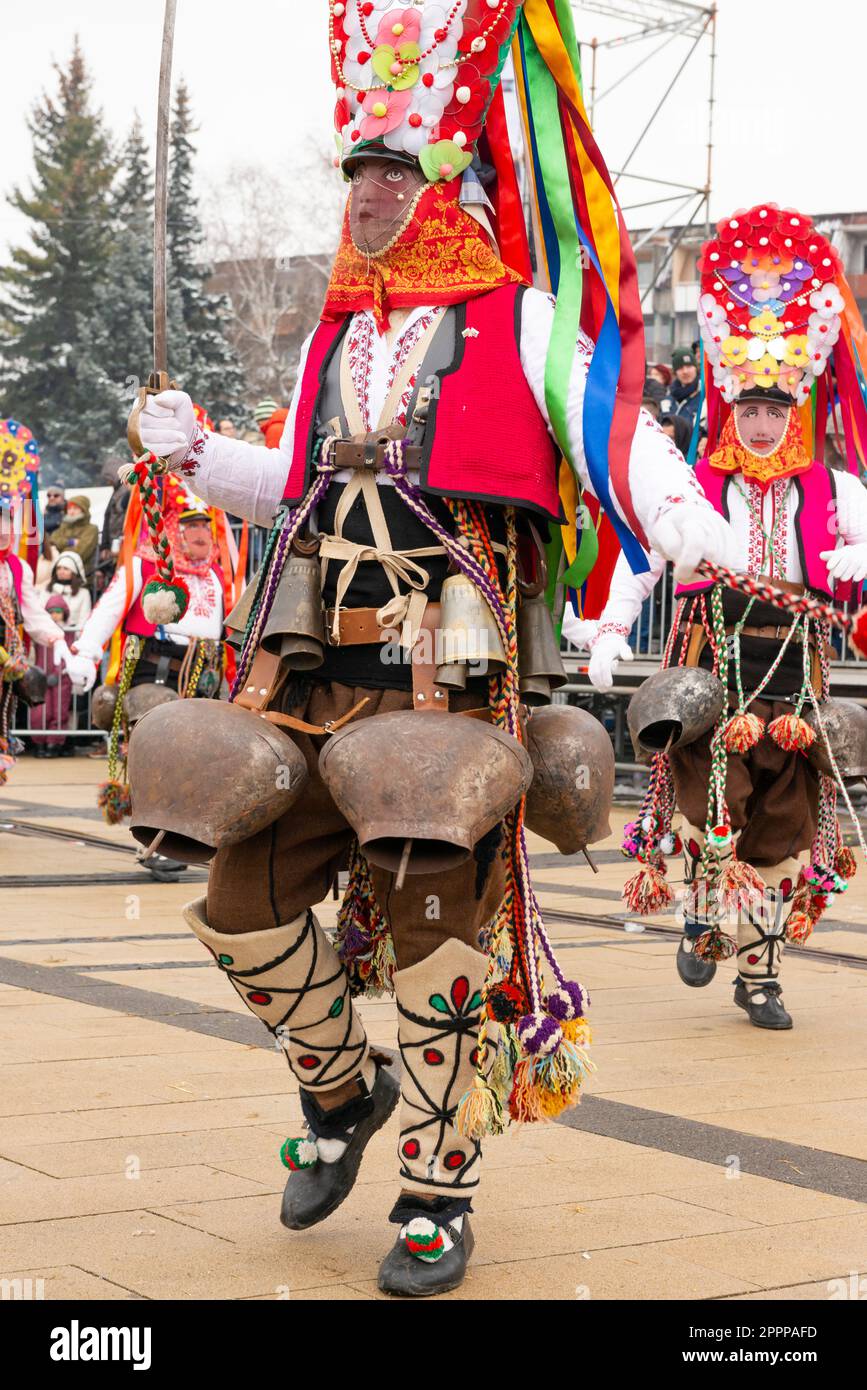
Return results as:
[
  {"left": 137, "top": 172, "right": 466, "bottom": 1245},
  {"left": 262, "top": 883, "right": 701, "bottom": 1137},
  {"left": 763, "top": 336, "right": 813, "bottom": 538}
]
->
[
  {"left": 835, "top": 845, "right": 857, "bottom": 881},
  {"left": 786, "top": 909, "right": 815, "bottom": 945},
  {"left": 693, "top": 925, "right": 737, "bottom": 963},
  {"left": 724, "top": 711, "right": 765, "bottom": 753},
  {"left": 719, "top": 857, "right": 766, "bottom": 916},
  {"left": 623, "top": 861, "right": 674, "bottom": 915},
  {"left": 455, "top": 1076, "right": 506, "bottom": 1141},
  {"left": 768, "top": 712, "right": 816, "bottom": 753},
  {"left": 97, "top": 779, "right": 132, "bottom": 825}
]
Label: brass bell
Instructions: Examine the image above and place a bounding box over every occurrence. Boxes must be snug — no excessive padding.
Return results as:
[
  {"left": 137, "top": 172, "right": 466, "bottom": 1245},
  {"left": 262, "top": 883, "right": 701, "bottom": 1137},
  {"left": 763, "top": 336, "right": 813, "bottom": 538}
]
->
[
  {"left": 319, "top": 710, "right": 533, "bottom": 877},
  {"left": 224, "top": 568, "right": 261, "bottom": 651},
  {"left": 524, "top": 705, "right": 615, "bottom": 854},
  {"left": 260, "top": 538, "right": 325, "bottom": 672},
  {"left": 517, "top": 592, "right": 567, "bottom": 706},
  {"left": 435, "top": 574, "right": 506, "bottom": 688},
  {"left": 91, "top": 683, "right": 119, "bottom": 732},
  {"left": 128, "top": 700, "right": 308, "bottom": 863}
]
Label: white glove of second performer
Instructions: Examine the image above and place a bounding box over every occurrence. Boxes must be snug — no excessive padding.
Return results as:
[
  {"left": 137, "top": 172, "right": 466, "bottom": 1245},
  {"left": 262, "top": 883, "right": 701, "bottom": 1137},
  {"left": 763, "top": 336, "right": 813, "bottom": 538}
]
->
[
  {"left": 63, "top": 650, "right": 99, "bottom": 693},
  {"left": 135, "top": 389, "right": 197, "bottom": 466},
  {"left": 561, "top": 611, "right": 599, "bottom": 650},
  {"left": 820, "top": 543, "right": 867, "bottom": 584},
  {"left": 648, "top": 503, "right": 738, "bottom": 584},
  {"left": 588, "top": 633, "right": 633, "bottom": 692}
]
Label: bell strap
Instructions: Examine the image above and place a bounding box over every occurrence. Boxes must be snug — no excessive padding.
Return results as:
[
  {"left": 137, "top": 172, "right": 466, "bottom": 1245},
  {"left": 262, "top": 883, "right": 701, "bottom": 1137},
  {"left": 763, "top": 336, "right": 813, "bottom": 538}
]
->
[
  {"left": 321, "top": 469, "right": 444, "bottom": 651},
  {"left": 261, "top": 697, "right": 371, "bottom": 738}
]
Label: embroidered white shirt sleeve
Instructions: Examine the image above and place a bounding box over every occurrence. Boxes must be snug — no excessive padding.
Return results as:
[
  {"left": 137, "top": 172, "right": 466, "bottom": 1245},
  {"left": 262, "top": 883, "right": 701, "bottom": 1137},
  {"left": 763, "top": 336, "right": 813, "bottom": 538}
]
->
[
  {"left": 16, "top": 560, "right": 63, "bottom": 646},
  {"left": 75, "top": 559, "right": 144, "bottom": 661},
  {"left": 171, "top": 331, "right": 318, "bottom": 527},
  {"left": 518, "top": 286, "right": 709, "bottom": 532}
]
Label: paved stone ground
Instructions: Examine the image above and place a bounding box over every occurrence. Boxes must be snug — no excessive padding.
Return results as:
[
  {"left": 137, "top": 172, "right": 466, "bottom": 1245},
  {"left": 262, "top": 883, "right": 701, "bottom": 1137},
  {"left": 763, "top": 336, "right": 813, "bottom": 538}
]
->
[{"left": 1, "top": 753, "right": 867, "bottom": 1302}]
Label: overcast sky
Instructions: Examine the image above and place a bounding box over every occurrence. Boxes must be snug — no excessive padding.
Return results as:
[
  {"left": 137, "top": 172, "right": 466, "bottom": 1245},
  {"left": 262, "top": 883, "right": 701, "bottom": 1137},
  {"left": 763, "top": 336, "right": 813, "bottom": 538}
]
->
[{"left": 3, "top": 0, "right": 864, "bottom": 257}]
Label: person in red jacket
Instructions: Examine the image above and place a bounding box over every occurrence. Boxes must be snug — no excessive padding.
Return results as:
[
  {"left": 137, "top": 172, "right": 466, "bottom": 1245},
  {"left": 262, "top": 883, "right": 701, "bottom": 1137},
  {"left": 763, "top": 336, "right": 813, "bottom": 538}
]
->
[{"left": 253, "top": 398, "right": 289, "bottom": 451}]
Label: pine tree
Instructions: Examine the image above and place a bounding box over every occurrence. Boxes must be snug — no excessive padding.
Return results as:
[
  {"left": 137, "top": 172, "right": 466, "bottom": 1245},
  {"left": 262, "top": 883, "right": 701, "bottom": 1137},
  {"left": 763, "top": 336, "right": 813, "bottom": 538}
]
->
[
  {"left": 0, "top": 40, "right": 117, "bottom": 473},
  {"left": 167, "top": 81, "right": 245, "bottom": 421},
  {"left": 72, "top": 116, "right": 158, "bottom": 460}
]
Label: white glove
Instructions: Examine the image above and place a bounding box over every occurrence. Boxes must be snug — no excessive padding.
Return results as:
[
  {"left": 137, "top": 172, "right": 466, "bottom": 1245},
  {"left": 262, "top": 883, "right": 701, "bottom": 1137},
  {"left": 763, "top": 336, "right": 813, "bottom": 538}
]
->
[
  {"left": 648, "top": 503, "right": 739, "bottom": 584},
  {"left": 52, "top": 638, "right": 71, "bottom": 667},
  {"left": 135, "top": 389, "right": 197, "bottom": 465},
  {"left": 588, "top": 633, "right": 633, "bottom": 692},
  {"left": 561, "top": 611, "right": 598, "bottom": 650},
  {"left": 821, "top": 543, "right": 867, "bottom": 585},
  {"left": 63, "top": 651, "right": 99, "bottom": 693}
]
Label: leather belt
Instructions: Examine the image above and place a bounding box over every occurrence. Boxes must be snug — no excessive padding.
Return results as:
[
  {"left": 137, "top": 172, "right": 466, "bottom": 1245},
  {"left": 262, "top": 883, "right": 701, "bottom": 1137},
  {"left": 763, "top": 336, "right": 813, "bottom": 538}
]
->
[
  {"left": 678, "top": 621, "right": 801, "bottom": 643},
  {"left": 331, "top": 439, "right": 424, "bottom": 472},
  {"left": 324, "top": 606, "right": 388, "bottom": 646}
]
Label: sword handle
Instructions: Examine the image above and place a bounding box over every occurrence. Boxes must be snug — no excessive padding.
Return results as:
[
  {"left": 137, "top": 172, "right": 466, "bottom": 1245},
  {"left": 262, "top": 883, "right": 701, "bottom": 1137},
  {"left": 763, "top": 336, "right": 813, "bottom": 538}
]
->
[{"left": 127, "top": 370, "right": 177, "bottom": 461}]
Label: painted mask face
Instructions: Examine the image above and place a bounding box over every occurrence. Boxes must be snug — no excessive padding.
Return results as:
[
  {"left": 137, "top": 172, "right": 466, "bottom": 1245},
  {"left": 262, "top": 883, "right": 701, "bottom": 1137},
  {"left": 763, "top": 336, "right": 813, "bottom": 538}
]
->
[
  {"left": 349, "top": 157, "right": 427, "bottom": 256},
  {"left": 178, "top": 518, "right": 212, "bottom": 562},
  {"left": 734, "top": 401, "right": 790, "bottom": 456}
]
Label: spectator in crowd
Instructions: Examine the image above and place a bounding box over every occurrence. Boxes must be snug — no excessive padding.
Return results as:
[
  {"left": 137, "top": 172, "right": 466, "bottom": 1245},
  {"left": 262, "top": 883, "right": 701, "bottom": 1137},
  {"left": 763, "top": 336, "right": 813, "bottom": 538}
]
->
[
  {"left": 29, "top": 593, "right": 75, "bottom": 758},
  {"left": 647, "top": 362, "right": 673, "bottom": 390},
  {"left": 218, "top": 419, "right": 237, "bottom": 438},
  {"left": 253, "top": 397, "right": 289, "bottom": 450},
  {"left": 662, "top": 347, "right": 703, "bottom": 427},
  {"left": 49, "top": 495, "right": 100, "bottom": 583},
  {"left": 46, "top": 551, "right": 92, "bottom": 633},
  {"left": 42, "top": 484, "right": 66, "bottom": 536},
  {"left": 97, "top": 458, "right": 131, "bottom": 594},
  {"left": 659, "top": 410, "right": 693, "bottom": 459}
]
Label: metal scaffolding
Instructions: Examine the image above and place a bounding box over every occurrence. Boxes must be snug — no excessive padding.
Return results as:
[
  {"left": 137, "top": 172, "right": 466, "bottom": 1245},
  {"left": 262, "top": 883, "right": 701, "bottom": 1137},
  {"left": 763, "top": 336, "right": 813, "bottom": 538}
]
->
[{"left": 571, "top": 0, "right": 717, "bottom": 314}]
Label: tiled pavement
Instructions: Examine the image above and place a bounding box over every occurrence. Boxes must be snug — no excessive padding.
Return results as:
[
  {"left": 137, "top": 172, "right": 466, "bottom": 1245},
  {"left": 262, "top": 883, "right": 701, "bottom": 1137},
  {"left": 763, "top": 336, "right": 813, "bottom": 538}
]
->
[{"left": 1, "top": 755, "right": 866, "bottom": 1301}]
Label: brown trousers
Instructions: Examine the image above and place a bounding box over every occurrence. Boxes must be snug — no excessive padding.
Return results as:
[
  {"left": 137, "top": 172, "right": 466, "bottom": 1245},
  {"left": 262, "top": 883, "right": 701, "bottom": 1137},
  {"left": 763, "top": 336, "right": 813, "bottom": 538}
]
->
[
  {"left": 669, "top": 697, "right": 819, "bottom": 868},
  {"left": 207, "top": 681, "right": 507, "bottom": 969}
]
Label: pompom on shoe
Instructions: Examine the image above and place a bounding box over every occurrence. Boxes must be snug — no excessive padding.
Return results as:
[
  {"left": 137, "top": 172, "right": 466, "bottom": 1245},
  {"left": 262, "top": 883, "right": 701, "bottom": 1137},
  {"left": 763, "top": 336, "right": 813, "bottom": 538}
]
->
[{"left": 377, "top": 1195, "right": 475, "bottom": 1298}]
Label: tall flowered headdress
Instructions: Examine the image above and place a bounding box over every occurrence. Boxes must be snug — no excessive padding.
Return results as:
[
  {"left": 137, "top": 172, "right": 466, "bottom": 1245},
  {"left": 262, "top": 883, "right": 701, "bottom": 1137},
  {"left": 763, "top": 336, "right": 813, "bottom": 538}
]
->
[
  {"left": 327, "top": 0, "right": 653, "bottom": 608},
  {"left": 0, "top": 419, "right": 42, "bottom": 568},
  {"left": 697, "top": 203, "right": 867, "bottom": 474}
]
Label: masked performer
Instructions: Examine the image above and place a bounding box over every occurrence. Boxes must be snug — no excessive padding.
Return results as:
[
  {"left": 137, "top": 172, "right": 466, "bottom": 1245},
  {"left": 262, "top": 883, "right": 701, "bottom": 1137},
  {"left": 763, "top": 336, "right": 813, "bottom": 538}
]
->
[
  {"left": 590, "top": 202, "right": 867, "bottom": 1032},
  {"left": 65, "top": 468, "right": 239, "bottom": 827},
  {"left": 131, "top": 1, "right": 735, "bottom": 1296}
]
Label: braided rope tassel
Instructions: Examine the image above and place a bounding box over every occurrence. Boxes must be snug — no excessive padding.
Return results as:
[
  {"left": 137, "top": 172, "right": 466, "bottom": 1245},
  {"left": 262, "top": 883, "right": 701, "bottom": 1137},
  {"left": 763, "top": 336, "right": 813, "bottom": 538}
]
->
[
  {"left": 128, "top": 460, "right": 191, "bottom": 625},
  {"left": 97, "top": 637, "right": 141, "bottom": 825},
  {"left": 334, "top": 839, "right": 395, "bottom": 998},
  {"left": 231, "top": 446, "right": 337, "bottom": 699}
]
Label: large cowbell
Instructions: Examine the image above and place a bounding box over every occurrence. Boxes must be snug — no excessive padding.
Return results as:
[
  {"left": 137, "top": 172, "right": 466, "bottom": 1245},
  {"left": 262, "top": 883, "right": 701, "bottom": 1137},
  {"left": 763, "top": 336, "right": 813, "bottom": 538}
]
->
[
  {"left": 628, "top": 666, "right": 726, "bottom": 763},
  {"left": 124, "top": 682, "right": 178, "bottom": 727},
  {"left": 524, "top": 705, "right": 615, "bottom": 854},
  {"left": 319, "top": 710, "right": 533, "bottom": 876},
  {"left": 128, "top": 700, "right": 308, "bottom": 864},
  {"left": 224, "top": 568, "right": 260, "bottom": 651},
  {"left": 804, "top": 698, "right": 867, "bottom": 784}
]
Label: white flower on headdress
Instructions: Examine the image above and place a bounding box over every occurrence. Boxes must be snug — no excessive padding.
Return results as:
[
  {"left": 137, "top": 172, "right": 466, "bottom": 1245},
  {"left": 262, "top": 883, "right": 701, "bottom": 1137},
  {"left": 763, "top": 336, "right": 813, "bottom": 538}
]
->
[
  {"left": 809, "top": 285, "right": 844, "bottom": 320},
  {"left": 746, "top": 337, "right": 767, "bottom": 361},
  {"left": 384, "top": 119, "right": 428, "bottom": 155},
  {"left": 721, "top": 373, "right": 737, "bottom": 403},
  {"left": 767, "top": 337, "right": 788, "bottom": 362},
  {"left": 807, "top": 312, "right": 840, "bottom": 350},
  {"left": 419, "top": 1, "right": 466, "bottom": 66}
]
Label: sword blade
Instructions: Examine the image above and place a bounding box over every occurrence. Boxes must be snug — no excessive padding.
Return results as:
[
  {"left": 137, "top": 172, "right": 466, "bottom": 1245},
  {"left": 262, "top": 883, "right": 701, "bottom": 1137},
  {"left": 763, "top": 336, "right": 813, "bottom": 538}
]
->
[{"left": 153, "top": 0, "right": 178, "bottom": 377}]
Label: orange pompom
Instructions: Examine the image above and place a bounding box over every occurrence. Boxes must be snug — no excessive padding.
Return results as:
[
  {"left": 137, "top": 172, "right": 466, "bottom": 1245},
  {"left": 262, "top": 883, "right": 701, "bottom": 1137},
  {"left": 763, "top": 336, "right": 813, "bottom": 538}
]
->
[
  {"left": 724, "top": 711, "right": 765, "bottom": 753},
  {"left": 768, "top": 713, "right": 816, "bottom": 753}
]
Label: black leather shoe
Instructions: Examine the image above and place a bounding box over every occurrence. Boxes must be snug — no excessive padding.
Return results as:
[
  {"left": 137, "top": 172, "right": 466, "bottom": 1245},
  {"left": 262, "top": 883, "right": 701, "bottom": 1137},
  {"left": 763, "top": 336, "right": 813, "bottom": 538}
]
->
[
  {"left": 378, "top": 1211, "right": 474, "bottom": 1298},
  {"left": 676, "top": 934, "right": 717, "bottom": 988},
  {"left": 280, "top": 1060, "right": 399, "bottom": 1231},
  {"left": 734, "top": 978, "right": 793, "bottom": 1030}
]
